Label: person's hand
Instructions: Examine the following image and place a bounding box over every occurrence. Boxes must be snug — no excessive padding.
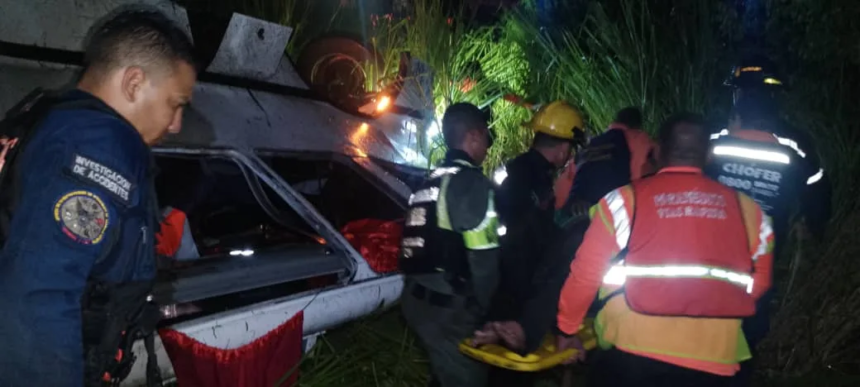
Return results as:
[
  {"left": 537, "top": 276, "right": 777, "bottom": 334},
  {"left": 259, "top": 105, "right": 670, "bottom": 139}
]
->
[
  {"left": 494, "top": 321, "right": 526, "bottom": 351},
  {"left": 470, "top": 323, "right": 501, "bottom": 347},
  {"left": 556, "top": 335, "right": 586, "bottom": 364}
]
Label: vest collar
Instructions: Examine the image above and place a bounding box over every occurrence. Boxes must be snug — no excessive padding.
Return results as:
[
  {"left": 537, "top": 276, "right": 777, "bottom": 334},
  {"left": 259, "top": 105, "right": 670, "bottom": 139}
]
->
[
  {"left": 444, "top": 149, "right": 479, "bottom": 168},
  {"left": 657, "top": 166, "right": 703, "bottom": 174}
]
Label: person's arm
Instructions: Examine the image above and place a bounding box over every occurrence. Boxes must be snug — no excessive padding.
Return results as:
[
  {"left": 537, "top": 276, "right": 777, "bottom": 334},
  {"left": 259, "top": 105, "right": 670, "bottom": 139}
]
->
[
  {"left": 496, "top": 161, "right": 531, "bottom": 225},
  {"left": 447, "top": 170, "right": 501, "bottom": 312},
  {"left": 738, "top": 193, "right": 775, "bottom": 299},
  {"left": 788, "top": 127, "right": 831, "bottom": 239},
  {"left": 3, "top": 118, "right": 139, "bottom": 368},
  {"left": 625, "top": 130, "right": 658, "bottom": 180},
  {"left": 750, "top": 209, "right": 775, "bottom": 300},
  {"left": 514, "top": 218, "right": 589, "bottom": 352},
  {"left": 557, "top": 197, "right": 623, "bottom": 335},
  {"left": 554, "top": 161, "right": 577, "bottom": 210}
]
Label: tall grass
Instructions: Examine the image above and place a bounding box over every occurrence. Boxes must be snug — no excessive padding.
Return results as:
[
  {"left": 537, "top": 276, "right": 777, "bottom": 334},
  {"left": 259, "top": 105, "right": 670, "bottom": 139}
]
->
[
  {"left": 754, "top": 0, "right": 860, "bottom": 376},
  {"left": 296, "top": 311, "right": 429, "bottom": 387},
  {"left": 506, "top": 0, "right": 740, "bottom": 133},
  {"left": 360, "top": 0, "right": 535, "bottom": 170}
]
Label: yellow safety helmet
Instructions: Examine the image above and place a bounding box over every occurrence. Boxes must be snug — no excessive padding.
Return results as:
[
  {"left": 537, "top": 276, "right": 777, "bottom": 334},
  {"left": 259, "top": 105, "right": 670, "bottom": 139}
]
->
[{"left": 524, "top": 101, "right": 586, "bottom": 142}]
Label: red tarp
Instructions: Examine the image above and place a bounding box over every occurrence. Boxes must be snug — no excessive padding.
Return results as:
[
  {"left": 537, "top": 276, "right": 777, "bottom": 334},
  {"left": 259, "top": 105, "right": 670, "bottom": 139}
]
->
[
  {"left": 160, "top": 311, "right": 304, "bottom": 387},
  {"left": 340, "top": 219, "right": 402, "bottom": 273}
]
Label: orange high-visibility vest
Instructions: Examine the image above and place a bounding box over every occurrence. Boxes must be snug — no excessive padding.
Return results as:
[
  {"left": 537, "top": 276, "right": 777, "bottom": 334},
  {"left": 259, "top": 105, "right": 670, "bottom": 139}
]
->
[{"left": 608, "top": 170, "right": 764, "bottom": 317}]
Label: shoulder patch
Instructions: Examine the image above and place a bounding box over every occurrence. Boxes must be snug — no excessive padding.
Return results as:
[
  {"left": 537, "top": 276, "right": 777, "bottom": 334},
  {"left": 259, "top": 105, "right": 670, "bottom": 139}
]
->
[
  {"left": 66, "top": 153, "right": 135, "bottom": 206},
  {"left": 54, "top": 190, "right": 109, "bottom": 245}
]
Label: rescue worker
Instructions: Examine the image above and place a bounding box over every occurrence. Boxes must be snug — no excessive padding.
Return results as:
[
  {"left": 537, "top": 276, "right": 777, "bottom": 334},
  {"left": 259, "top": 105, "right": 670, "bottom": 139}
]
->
[
  {"left": 399, "top": 102, "right": 500, "bottom": 387},
  {"left": 708, "top": 56, "right": 832, "bottom": 385},
  {"left": 484, "top": 101, "right": 586, "bottom": 386},
  {"left": 557, "top": 106, "right": 657, "bottom": 216},
  {"left": 555, "top": 113, "right": 774, "bottom": 386},
  {"left": 497, "top": 101, "right": 586, "bottom": 223},
  {"left": 473, "top": 107, "right": 654, "bottom": 355},
  {"left": 0, "top": 9, "right": 196, "bottom": 387}
]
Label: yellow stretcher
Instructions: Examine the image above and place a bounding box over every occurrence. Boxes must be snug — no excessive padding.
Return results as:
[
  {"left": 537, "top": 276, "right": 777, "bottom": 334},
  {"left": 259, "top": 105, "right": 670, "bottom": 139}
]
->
[{"left": 458, "top": 319, "right": 598, "bottom": 372}]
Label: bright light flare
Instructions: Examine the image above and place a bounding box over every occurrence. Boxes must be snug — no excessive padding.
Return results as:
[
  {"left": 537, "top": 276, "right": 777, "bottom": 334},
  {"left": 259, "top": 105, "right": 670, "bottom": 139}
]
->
[
  {"left": 427, "top": 120, "right": 441, "bottom": 141},
  {"left": 493, "top": 166, "right": 508, "bottom": 185},
  {"left": 376, "top": 95, "right": 391, "bottom": 112},
  {"left": 230, "top": 249, "right": 254, "bottom": 257}
]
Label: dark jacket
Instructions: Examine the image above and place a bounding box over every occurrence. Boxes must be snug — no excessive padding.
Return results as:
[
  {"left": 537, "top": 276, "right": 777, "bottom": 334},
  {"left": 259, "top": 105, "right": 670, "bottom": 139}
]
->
[
  {"left": 0, "top": 90, "right": 158, "bottom": 386},
  {"left": 565, "top": 126, "right": 656, "bottom": 210},
  {"left": 706, "top": 120, "right": 831, "bottom": 243},
  {"left": 407, "top": 149, "right": 500, "bottom": 314},
  {"left": 492, "top": 149, "right": 559, "bottom": 352}
]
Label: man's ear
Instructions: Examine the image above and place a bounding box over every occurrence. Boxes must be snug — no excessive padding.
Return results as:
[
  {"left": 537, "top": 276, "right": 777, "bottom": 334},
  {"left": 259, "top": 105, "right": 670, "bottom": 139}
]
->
[{"left": 121, "top": 66, "right": 146, "bottom": 103}]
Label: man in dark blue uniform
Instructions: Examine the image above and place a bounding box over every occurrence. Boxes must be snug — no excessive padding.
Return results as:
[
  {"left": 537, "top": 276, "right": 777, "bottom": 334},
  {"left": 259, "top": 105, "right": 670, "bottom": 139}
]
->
[
  {"left": 399, "top": 103, "right": 500, "bottom": 387},
  {"left": 0, "top": 9, "right": 196, "bottom": 387}
]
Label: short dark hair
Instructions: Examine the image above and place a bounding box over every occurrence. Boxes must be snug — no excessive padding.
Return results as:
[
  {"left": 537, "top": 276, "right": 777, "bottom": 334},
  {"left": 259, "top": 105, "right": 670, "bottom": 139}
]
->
[
  {"left": 83, "top": 8, "right": 196, "bottom": 79},
  {"left": 442, "top": 103, "right": 489, "bottom": 148},
  {"left": 532, "top": 132, "right": 569, "bottom": 149},
  {"left": 614, "top": 107, "right": 642, "bottom": 129},
  {"left": 658, "top": 112, "right": 708, "bottom": 166}
]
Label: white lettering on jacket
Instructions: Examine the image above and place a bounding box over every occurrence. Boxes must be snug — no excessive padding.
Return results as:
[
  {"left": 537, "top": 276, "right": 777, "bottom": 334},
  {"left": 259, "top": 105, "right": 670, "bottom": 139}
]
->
[
  {"left": 721, "top": 163, "right": 782, "bottom": 183},
  {"left": 70, "top": 154, "right": 133, "bottom": 204},
  {"left": 653, "top": 191, "right": 727, "bottom": 220}
]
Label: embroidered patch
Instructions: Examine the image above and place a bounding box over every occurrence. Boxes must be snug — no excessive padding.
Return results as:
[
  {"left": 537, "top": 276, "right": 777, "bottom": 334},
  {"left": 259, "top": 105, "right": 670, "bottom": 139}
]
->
[
  {"left": 53, "top": 190, "right": 109, "bottom": 245},
  {"left": 67, "top": 153, "right": 134, "bottom": 206}
]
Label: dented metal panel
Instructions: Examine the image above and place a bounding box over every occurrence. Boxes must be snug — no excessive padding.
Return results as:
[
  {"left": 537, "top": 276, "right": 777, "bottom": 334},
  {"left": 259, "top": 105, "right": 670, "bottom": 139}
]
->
[
  {"left": 0, "top": 0, "right": 428, "bottom": 167},
  {"left": 0, "top": 57, "right": 427, "bottom": 167},
  {"left": 205, "top": 13, "right": 294, "bottom": 82},
  {"left": 0, "top": 0, "right": 192, "bottom": 49}
]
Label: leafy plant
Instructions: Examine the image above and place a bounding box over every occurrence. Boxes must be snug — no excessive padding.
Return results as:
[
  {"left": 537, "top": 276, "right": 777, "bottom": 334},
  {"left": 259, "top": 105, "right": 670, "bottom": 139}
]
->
[{"left": 507, "top": 0, "right": 740, "bottom": 134}]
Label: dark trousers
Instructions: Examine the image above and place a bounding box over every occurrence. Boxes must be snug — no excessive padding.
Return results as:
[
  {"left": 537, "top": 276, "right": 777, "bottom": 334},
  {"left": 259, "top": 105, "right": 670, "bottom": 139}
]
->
[
  {"left": 401, "top": 282, "right": 488, "bottom": 387},
  {"left": 488, "top": 367, "right": 537, "bottom": 387},
  {"left": 588, "top": 348, "right": 732, "bottom": 387},
  {"left": 732, "top": 288, "right": 775, "bottom": 386}
]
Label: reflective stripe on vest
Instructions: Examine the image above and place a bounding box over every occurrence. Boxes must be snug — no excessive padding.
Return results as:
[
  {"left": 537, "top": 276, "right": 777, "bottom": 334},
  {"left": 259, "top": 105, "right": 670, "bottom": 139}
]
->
[
  {"left": 774, "top": 135, "right": 806, "bottom": 158},
  {"left": 406, "top": 164, "right": 500, "bottom": 251},
  {"left": 409, "top": 187, "right": 440, "bottom": 205},
  {"left": 600, "top": 185, "right": 762, "bottom": 294},
  {"left": 712, "top": 145, "right": 791, "bottom": 164},
  {"left": 603, "top": 261, "right": 754, "bottom": 294},
  {"left": 710, "top": 129, "right": 807, "bottom": 159},
  {"left": 751, "top": 213, "right": 774, "bottom": 262},
  {"left": 605, "top": 188, "right": 631, "bottom": 249},
  {"left": 807, "top": 168, "right": 824, "bottom": 185},
  {"left": 462, "top": 207, "right": 499, "bottom": 250}
]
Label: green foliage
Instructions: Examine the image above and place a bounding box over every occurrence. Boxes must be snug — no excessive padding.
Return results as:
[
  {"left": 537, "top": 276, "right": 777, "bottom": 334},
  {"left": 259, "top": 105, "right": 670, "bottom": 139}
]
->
[
  {"left": 296, "top": 310, "right": 430, "bottom": 387},
  {"left": 755, "top": 0, "right": 860, "bottom": 375},
  {"left": 507, "top": 0, "right": 740, "bottom": 134},
  {"left": 359, "top": 0, "right": 535, "bottom": 171}
]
